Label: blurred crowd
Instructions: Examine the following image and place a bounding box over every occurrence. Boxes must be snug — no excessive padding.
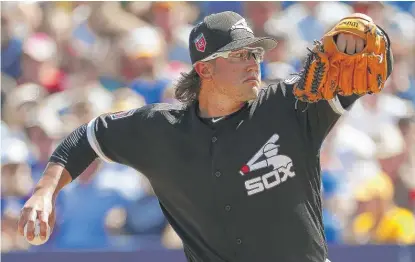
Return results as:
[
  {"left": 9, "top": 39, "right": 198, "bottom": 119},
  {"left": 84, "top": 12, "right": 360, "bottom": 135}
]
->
[{"left": 1, "top": 1, "right": 415, "bottom": 253}]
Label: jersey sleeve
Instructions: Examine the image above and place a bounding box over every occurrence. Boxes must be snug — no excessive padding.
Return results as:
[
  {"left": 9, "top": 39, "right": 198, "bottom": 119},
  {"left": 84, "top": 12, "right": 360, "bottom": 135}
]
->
[
  {"left": 298, "top": 93, "right": 360, "bottom": 151},
  {"left": 86, "top": 109, "right": 140, "bottom": 165},
  {"left": 262, "top": 77, "right": 360, "bottom": 152}
]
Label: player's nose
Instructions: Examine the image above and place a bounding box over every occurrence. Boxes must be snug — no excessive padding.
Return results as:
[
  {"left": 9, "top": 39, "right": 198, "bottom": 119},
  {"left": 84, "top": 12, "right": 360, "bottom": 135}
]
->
[{"left": 246, "top": 58, "right": 259, "bottom": 73}]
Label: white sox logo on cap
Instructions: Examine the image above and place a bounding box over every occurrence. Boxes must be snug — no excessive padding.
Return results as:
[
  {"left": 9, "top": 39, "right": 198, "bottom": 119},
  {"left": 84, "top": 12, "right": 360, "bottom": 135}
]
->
[
  {"left": 194, "top": 33, "right": 207, "bottom": 52},
  {"left": 230, "top": 19, "right": 253, "bottom": 34}
]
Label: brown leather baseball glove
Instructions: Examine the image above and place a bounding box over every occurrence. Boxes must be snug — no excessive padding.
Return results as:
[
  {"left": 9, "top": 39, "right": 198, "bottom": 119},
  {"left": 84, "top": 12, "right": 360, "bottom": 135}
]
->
[{"left": 293, "top": 13, "right": 393, "bottom": 103}]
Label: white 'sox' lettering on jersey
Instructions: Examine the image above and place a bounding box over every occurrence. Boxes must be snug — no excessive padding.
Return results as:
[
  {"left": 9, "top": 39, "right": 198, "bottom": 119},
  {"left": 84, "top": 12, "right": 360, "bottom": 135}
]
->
[{"left": 240, "top": 133, "right": 296, "bottom": 196}]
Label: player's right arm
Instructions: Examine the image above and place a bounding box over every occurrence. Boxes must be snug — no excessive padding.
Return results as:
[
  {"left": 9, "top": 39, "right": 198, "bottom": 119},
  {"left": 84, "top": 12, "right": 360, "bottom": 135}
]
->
[{"left": 17, "top": 109, "right": 141, "bottom": 243}]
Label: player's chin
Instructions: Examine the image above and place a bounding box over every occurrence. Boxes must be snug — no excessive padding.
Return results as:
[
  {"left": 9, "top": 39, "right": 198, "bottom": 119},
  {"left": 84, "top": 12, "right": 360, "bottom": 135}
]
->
[
  {"left": 248, "top": 79, "right": 260, "bottom": 89},
  {"left": 243, "top": 83, "right": 260, "bottom": 100}
]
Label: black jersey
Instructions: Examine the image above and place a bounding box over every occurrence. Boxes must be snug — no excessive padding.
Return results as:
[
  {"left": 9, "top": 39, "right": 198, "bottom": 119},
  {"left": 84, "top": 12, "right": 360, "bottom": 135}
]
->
[{"left": 85, "top": 79, "right": 358, "bottom": 262}]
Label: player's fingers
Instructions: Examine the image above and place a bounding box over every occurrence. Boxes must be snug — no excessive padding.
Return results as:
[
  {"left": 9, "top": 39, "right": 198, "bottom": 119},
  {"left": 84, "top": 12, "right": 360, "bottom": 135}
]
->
[
  {"left": 356, "top": 38, "right": 365, "bottom": 53},
  {"left": 345, "top": 34, "right": 356, "bottom": 55},
  {"left": 37, "top": 210, "right": 49, "bottom": 240},
  {"left": 24, "top": 210, "right": 37, "bottom": 241},
  {"left": 25, "top": 220, "right": 35, "bottom": 241},
  {"left": 336, "top": 33, "right": 347, "bottom": 53},
  {"left": 17, "top": 208, "right": 32, "bottom": 236}
]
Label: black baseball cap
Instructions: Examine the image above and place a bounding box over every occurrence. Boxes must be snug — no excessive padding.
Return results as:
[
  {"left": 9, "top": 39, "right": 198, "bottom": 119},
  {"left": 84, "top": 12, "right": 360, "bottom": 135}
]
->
[{"left": 189, "top": 11, "right": 278, "bottom": 65}]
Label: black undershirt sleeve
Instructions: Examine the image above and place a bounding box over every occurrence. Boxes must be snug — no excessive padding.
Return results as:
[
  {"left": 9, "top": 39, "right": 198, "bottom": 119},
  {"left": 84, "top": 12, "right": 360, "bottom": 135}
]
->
[{"left": 49, "top": 124, "right": 98, "bottom": 180}]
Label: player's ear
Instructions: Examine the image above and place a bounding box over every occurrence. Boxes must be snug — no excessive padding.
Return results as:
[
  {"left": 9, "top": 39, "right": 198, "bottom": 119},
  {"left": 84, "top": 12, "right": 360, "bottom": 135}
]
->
[{"left": 194, "top": 62, "right": 214, "bottom": 81}]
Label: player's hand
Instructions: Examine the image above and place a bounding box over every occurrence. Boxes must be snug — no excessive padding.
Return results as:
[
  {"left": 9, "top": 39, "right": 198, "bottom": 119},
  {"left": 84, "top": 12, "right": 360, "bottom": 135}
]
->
[
  {"left": 17, "top": 192, "right": 56, "bottom": 242},
  {"left": 335, "top": 33, "right": 365, "bottom": 55}
]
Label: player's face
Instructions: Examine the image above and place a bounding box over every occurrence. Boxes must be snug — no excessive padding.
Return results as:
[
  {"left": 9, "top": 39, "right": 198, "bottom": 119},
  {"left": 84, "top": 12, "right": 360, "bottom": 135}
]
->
[{"left": 210, "top": 47, "right": 264, "bottom": 101}]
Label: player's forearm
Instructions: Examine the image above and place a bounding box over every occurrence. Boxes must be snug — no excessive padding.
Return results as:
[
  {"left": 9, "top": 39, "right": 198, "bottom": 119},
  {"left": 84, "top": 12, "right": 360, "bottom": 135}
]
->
[
  {"left": 33, "top": 163, "right": 72, "bottom": 202},
  {"left": 47, "top": 124, "right": 98, "bottom": 185},
  {"left": 34, "top": 124, "right": 98, "bottom": 201}
]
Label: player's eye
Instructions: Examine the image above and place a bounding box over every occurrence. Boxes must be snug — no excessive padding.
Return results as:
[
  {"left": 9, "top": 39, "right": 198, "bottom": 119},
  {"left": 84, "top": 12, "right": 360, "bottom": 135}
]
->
[
  {"left": 229, "top": 51, "right": 247, "bottom": 60},
  {"left": 229, "top": 49, "right": 264, "bottom": 63}
]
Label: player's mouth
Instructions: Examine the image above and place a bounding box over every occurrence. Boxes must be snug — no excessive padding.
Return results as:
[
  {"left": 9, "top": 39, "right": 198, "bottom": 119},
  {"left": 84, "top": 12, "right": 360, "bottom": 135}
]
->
[{"left": 244, "top": 76, "right": 259, "bottom": 83}]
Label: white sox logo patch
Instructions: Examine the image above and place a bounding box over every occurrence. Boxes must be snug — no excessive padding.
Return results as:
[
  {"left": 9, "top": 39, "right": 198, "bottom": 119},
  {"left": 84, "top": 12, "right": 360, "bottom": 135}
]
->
[
  {"left": 240, "top": 134, "right": 296, "bottom": 196},
  {"left": 194, "top": 33, "right": 206, "bottom": 52}
]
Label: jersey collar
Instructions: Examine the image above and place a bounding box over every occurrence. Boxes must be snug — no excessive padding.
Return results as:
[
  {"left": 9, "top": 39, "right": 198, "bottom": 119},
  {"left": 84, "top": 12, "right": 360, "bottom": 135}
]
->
[{"left": 190, "top": 101, "right": 250, "bottom": 132}]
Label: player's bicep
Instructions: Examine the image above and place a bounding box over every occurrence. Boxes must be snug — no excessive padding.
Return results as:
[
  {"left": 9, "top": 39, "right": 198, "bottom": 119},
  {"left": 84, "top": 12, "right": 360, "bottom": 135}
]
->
[{"left": 87, "top": 109, "right": 137, "bottom": 164}]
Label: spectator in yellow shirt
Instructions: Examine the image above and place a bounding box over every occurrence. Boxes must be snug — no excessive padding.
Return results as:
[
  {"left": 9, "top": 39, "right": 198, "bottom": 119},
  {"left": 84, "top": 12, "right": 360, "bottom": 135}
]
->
[{"left": 352, "top": 172, "right": 415, "bottom": 245}]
